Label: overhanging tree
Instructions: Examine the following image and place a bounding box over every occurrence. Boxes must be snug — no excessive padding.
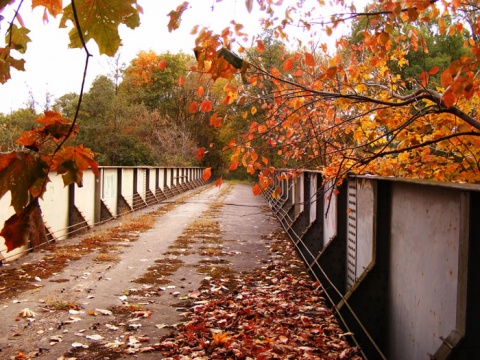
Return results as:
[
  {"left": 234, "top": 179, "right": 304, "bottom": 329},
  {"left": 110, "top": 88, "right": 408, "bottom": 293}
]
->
[{"left": 1, "top": 0, "right": 480, "bottom": 250}]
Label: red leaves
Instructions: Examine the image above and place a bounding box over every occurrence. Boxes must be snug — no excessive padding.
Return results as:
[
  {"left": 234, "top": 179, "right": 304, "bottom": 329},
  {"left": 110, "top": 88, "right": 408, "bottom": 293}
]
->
[
  {"left": 0, "top": 110, "right": 99, "bottom": 253},
  {"left": 252, "top": 184, "right": 262, "bottom": 196},
  {"left": 209, "top": 114, "right": 222, "bottom": 128},
  {"left": 158, "top": 59, "right": 167, "bottom": 70},
  {"left": 189, "top": 101, "right": 197, "bottom": 113},
  {"left": 442, "top": 89, "right": 456, "bottom": 108},
  {"left": 196, "top": 147, "right": 206, "bottom": 161},
  {"left": 419, "top": 71, "right": 429, "bottom": 87},
  {"left": 283, "top": 58, "right": 293, "bottom": 71},
  {"left": 52, "top": 145, "right": 99, "bottom": 187},
  {"left": 156, "top": 233, "right": 361, "bottom": 359},
  {"left": 199, "top": 99, "right": 213, "bottom": 112},
  {"left": 0, "top": 152, "right": 49, "bottom": 213},
  {"left": 203, "top": 167, "right": 212, "bottom": 181},
  {"left": 0, "top": 198, "right": 47, "bottom": 253},
  {"left": 256, "top": 40, "right": 265, "bottom": 53},
  {"left": 304, "top": 53, "right": 316, "bottom": 67},
  {"left": 17, "top": 111, "right": 77, "bottom": 151}
]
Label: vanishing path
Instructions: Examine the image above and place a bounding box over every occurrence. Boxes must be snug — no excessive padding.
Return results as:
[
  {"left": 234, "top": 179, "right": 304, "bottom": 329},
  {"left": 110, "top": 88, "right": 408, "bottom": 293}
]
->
[{"left": 0, "top": 183, "right": 280, "bottom": 359}]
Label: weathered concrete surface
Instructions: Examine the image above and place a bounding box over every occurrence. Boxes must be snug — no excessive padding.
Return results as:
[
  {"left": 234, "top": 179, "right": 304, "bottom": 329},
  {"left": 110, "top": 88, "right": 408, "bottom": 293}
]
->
[
  {"left": 219, "top": 183, "right": 279, "bottom": 273},
  {"left": 0, "top": 182, "right": 282, "bottom": 359}
]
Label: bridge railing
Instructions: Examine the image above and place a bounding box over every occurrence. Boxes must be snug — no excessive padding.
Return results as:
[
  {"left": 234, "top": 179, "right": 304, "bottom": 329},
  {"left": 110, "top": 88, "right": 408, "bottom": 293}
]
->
[
  {"left": 0, "top": 166, "right": 207, "bottom": 262},
  {"left": 263, "top": 171, "right": 480, "bottom": 360}
]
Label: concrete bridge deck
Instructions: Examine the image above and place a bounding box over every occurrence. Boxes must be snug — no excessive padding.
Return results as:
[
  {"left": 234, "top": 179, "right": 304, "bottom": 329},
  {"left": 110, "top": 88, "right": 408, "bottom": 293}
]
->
[{"left": 0, "top": 182, "right": 359, "bottom": 359}]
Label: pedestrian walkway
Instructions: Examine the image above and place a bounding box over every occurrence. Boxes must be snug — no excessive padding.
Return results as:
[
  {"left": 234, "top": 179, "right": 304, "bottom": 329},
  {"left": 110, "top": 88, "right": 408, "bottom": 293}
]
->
[
  {"left": 0, "top": 182, "right": 360, "bottom": 359},
  {"left": 0, "top": 184, "right": 278, "bottom": 359}
]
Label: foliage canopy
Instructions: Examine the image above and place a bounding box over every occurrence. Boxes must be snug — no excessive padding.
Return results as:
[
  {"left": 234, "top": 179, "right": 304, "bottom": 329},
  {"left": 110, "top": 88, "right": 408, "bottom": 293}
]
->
[{"left": 2, "top": 0, "right": 480, "bottom": 251}]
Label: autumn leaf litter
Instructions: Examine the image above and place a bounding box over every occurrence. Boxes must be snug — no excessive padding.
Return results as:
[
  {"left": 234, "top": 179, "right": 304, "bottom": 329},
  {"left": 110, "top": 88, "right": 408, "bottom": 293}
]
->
[
  {"left": 151, "top": 232, "right": 361, "bottom": 360},
  {"left": 1, "top": 184, "right": 361, "bottom": 359}
]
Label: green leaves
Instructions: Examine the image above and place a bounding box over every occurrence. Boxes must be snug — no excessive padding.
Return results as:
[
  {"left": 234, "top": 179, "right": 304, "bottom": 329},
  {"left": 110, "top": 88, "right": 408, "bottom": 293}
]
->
[
  {"left": 0, "top": 24, "right": 30, "bottom": 83},
  {"left": 60, "top": 0, "right": 141, "bottom": 56}
]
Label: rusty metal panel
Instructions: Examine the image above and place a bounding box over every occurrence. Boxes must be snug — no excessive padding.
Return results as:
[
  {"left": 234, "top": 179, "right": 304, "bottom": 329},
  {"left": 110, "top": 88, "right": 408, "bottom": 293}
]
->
[{"left": 388, "top": 183, "right": 461, "bottom": 360}]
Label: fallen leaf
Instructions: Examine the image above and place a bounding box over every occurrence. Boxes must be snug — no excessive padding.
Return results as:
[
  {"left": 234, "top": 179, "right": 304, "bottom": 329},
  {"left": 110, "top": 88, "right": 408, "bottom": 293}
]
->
[
  {"left": 18, "top": 308, "right": 37, "bottom": 318},
  {"left": 86, "top": 334, "right": 104, "bottom": 341},
  {"left": 95, "top": 308, "right": 113, "bottom": 316},
  {"left": 71, "top": 342, "right": 89, "bottom": 349}
]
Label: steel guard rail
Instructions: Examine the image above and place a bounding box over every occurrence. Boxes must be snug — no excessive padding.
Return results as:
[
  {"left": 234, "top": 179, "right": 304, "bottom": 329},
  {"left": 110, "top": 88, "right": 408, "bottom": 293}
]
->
[
  {"left": 263, "top": 170, "right": 480, "bottom": 360},
  {"left": 0, "top": 166, "right": 208, "bottom": 262}
]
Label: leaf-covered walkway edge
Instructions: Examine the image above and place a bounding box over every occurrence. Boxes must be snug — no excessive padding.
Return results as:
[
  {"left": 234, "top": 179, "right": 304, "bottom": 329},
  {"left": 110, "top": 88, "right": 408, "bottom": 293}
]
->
[{"left": 153, "top": 232, "right": 361, "bottom": 360}]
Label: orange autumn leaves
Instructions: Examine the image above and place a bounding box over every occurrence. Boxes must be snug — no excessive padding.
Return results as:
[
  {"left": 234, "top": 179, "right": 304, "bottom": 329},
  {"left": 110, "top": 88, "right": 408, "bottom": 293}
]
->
[{"left": 0, "top": 111, "right": 99, "bottom": 252}]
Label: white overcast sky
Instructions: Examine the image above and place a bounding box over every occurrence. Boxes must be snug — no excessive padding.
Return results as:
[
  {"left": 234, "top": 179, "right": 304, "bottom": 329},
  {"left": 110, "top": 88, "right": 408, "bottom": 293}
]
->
[{"left": 0, "top": 0, "right": 360, "bottom": 114}]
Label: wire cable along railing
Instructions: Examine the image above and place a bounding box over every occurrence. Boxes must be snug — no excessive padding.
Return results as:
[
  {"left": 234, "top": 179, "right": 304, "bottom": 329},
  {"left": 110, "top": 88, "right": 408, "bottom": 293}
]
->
[{"left": 0, "top": 166, "right": 208, "bottom": 263}]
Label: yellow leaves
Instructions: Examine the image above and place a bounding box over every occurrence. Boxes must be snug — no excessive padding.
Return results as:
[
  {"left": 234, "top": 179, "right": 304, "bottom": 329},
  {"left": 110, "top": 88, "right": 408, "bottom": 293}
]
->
[
  {"left": 60, "top": 0, "right": 141, "bottom": 56},
  {"left": 397, "top": 57, "right": 409, "bottom": 68},
  {"left": 270, "top": 67, "right": 281, "bottom": 78},
  {"left": 251, "top": 106, "right": 257, "bottom": 115},
  {"left": 272, "top": 186, "right": 282, "bottom": 199}
]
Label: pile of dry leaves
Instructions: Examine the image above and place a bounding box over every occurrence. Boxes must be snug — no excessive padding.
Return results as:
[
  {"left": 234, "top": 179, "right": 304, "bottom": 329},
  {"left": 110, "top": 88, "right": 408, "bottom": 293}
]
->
[{"left": 152, "top": 234, "right": 362, "bottom": 359}]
